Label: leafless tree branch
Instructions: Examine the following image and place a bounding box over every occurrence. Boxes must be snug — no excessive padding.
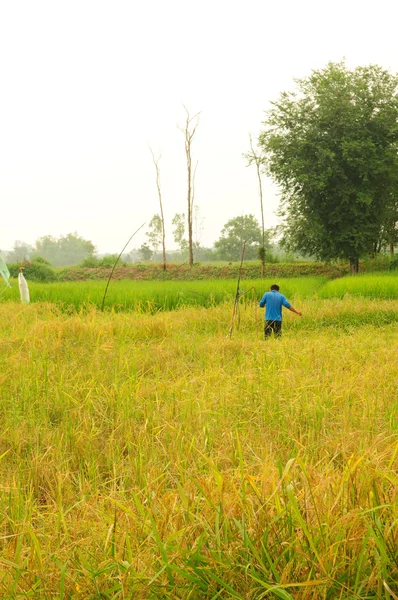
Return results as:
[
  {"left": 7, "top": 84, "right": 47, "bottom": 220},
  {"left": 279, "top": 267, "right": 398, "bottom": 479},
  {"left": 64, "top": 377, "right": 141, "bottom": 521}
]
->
[{"left": 149, "top": 146, "right": 167, "bottom": 271}]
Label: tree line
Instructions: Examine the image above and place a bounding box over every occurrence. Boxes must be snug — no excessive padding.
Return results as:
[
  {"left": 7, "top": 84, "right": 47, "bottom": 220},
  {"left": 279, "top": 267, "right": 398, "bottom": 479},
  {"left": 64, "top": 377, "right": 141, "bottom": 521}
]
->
[
  {"left": 4, "top": 215, "right": 276, "bottom": 267},
  {"left": 140, "top": 213, "right": 274, "bottom": 263},
  {"left": 6, "top": 61, "right": 398, "bottom": 271},
  {"left": 6, "top": 234, "right": 96, "bottom": 267},
  {"left": 145, "top": 62, "right": 398, "bottom": 273}
]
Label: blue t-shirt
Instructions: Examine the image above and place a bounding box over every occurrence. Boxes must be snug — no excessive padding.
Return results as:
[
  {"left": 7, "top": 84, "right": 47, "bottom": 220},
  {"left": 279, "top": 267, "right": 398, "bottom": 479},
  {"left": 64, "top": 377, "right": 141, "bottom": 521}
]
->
[{"left": 259, "top": 290, "right": 291, "bottom": 321}]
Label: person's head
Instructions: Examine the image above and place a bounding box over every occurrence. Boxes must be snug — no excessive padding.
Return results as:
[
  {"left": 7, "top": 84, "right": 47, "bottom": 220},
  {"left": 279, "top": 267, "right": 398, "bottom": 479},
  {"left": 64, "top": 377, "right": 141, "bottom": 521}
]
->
[{"left": 270, "top": 284, "right": 280, "bottom": 291}]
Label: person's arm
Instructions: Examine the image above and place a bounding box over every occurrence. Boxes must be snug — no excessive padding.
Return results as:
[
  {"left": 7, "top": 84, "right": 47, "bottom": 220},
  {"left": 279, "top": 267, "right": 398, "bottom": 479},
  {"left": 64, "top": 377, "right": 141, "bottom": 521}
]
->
[
  {"left": 259, "top": 294, "right": 267, "bottom": 308},
  {"left": 282, "top": 295, "right": 302, "bottom": 317},
  {"left": 288, "top": 305, "right": 302, "bottom": 317}
]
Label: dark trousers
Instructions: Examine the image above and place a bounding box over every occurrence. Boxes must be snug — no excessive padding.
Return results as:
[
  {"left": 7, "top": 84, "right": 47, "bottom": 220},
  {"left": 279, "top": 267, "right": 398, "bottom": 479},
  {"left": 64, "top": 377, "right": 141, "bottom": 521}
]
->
[{"left": 264, "top": 320, "right": 282, "bottom": 338}]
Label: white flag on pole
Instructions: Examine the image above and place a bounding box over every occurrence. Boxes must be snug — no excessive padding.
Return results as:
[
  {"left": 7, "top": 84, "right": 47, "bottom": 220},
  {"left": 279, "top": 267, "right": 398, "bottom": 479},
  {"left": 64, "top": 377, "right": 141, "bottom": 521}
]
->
[{"left": 18, "top": 270, "right": 30, "bottom": 303}]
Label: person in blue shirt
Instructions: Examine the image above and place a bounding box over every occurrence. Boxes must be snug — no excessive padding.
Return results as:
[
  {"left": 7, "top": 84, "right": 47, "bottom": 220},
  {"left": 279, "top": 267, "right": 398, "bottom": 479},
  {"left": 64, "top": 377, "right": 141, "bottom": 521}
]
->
[{"left": 259, "top": 284, "right": 302, "bottom": 338}]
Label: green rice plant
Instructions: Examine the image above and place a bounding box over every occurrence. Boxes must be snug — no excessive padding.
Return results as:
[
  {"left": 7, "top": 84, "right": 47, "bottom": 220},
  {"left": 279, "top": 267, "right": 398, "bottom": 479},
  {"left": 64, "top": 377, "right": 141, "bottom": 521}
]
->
[
  {"left": 1, "top": 276, "right": 326, "bottom": 312},
  {"left": 319, "top": 272, "right": 398, "bottom": 299}
]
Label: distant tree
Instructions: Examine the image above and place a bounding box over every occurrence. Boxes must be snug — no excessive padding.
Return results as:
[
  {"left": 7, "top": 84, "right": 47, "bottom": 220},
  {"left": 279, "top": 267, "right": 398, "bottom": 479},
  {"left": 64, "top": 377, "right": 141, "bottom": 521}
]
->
[
  {"left": 259, "top": 61, "right": 398, "bottom": 273},
  {"left": 149, "top": 147, "right": 167, "bottom": 271},
  {"left": 34, "top": 236, "right": 58, "bottom": 263},
  {"left": 36, "top": 232, "right": 95, "bottom": 266},
  {"left": 121, "top": 252, "right": 135, "bottom": 263},
  {"left": 32, "top": 255, "right": 51, "bottom": 266},
  {"left": 124, "top": 249, "right": 141, "bottom": 263},
  {"left": 172, "top": 213, "right": 188, "bottom": 253},
  {"left": 139, "top": 243, "right": 153, "bottom": 261},
  {"left": 193, "top": 246, "right": 218, "bottom": 262},
  {"left": 146, "top": 215, "right": 163, "bottom": 259},
  {"left": 8, "top": 241, "right": 35, "bottom": 263},
  {"left": 214, "top": 215, "right": 269, "bottom": 261},
  {"left": 193, "top": 205, "right": 204, "bottom": 249},
  {"left": 178, "top": 106, "right": 200, "bottom": 267}
]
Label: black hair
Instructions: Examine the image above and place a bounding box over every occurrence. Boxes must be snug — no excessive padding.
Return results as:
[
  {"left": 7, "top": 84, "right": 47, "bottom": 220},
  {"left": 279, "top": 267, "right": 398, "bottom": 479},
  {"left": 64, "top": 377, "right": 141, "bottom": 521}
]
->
[{"left": 270, "top": 284, "right": 280, "bottom": 291}]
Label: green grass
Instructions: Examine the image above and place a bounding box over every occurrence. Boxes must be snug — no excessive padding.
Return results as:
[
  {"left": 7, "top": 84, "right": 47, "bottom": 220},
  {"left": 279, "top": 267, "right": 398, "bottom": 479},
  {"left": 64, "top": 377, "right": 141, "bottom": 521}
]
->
[
  {"left": 320, "top": 272, "right": 398, "bottom": 299},
  {"left": 0, "top": 297, "right": 396, "bottom": 598},
  {"left": 4, "top": 272, "right": 398, "bottom": 316},
  {"left": 1, "top": 277, "right": 326, "bottom": 312}
]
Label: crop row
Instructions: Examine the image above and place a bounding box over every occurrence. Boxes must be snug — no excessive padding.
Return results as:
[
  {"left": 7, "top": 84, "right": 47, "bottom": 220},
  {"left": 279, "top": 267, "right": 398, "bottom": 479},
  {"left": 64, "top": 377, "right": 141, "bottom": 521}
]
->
[{"left": 1, "top": 272, "right": 397, "bottom": 311}]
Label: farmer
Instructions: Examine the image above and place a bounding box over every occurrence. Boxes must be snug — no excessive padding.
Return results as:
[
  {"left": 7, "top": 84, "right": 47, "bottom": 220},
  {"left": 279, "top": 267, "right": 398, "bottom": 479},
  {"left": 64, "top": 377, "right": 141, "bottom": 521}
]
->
[{"left": 259, "top": 284, "right": 302, "bottom": 338}]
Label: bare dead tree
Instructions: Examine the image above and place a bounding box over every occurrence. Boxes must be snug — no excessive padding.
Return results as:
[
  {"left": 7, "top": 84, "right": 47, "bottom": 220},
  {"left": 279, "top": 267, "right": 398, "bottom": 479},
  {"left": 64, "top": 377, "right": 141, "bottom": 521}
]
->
[
  {"left": 149, "top": 147, "right": 167, "bottom": 271},
  {"left": 246, "top": 134, "right": 266, "bottom": 277},
  {"left": 179, "top": 106, "right": 200, "bottom": 267}
]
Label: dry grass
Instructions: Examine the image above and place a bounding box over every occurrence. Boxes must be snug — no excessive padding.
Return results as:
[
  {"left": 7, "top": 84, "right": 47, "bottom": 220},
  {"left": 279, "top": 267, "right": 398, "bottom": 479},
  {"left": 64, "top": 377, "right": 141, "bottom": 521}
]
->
[{"left": 0, "top": 298, "right": 396, "bottom": 598}]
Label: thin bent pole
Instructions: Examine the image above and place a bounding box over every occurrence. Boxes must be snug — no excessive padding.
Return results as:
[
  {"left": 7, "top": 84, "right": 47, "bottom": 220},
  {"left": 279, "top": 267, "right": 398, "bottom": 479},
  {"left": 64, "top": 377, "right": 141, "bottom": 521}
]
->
[
  {"left": 229, "top": 241, "right": 246, "bottom": 338},
  {"left": 101, "top": 222, "right": 146, "bottom": 311}
]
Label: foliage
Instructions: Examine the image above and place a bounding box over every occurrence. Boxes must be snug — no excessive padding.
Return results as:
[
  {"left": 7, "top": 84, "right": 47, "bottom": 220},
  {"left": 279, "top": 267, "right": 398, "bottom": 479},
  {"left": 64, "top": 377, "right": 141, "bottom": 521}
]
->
[
  {"left": 145, "top": 214, "right": 163, "bottom": 255},
  {"left": 7, "top": 259, "right": 57, "bottom": 282},
  {"left": 380, "top": 203, "right": 398, "bottom": 253},
  {"left": 214, "top": 215, "right": 270, "bottom": 260},
  {"left": 319, "top": 272, "right": 398, "bottom": 299},
  {"left": 98, "top": 254, "right": 127, "bottom": 268},
  {"left": 79, "top": 254, "right": 128, "bottom": 268},
  {"left": 35, "top": 232, "right": 96, "bottom": 266},
  {"left": 1, "top": 276, "right": 325, "bottom": 311},
  {"left": 390, "top": 257, "right": 398, "bottom": 270},
  {"left": 32, "top": 255, "right": 52, "bottom": 266},
  {"left": 78, "top": 255, "right": 101, "bottom": 268},
  {"left": 172, "top": 213, "right": 188, "bottom": 253},
  {"left": 6, "top": 240, "right": 35, "bottom": 262},
  {"left": 260, "top": 61, "right": 398, "bottom": 270},
  {"left": 57, "top": 261, "right": 353, "bottom": 282},
  {"left": 4, "top": 272, "right": 398, "bottom": 313},
  {"left": 139, "top": 243, "right": 153, "bottom": 261}
]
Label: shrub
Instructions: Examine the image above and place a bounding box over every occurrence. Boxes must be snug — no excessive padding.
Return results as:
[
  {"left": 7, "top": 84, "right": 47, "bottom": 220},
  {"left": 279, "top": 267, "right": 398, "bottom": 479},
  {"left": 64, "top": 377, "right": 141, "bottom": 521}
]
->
[
  {"left": 363, "top": 254, "right": 392, "bottom": 272},
  {"left": 8, "top": 261, "right": 57, "bottom": 282},
  {"left": 33, "top": 255, "right": 52, "bottom": 266},
  {"left": 79, "top": 255, "right": 127, "bottom": 268},
  {"left": 99, "top": 254, "right": 127, "bottom": 268},
  {"left": 389, "top": 258, "right": 398, "bottom": 270},
  {"left": 79, "top": 256, "right": 101, "bottom": 268}
]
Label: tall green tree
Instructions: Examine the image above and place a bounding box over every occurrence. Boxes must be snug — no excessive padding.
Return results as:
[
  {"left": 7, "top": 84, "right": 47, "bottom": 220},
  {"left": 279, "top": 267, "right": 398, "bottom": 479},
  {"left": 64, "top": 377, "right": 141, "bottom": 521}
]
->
[
  {"left": 259, "top": 61, "right": 398, "bottom": 272},
  {"left": 214, "top": 215, "right": 268, "bottom": 261}
]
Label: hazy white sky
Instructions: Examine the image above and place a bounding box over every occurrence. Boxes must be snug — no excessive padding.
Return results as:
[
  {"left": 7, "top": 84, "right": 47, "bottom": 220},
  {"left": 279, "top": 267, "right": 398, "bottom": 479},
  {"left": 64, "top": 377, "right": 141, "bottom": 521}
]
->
[{"left": 1, "top": 0, "right": 398, "bottom": 253}]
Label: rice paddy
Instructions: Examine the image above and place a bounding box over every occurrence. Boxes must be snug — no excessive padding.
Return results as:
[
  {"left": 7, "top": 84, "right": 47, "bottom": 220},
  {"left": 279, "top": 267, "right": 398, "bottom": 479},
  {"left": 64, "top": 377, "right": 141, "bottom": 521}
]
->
[
  {"left": 1, "top": 277, "right": 326, "bottom": 312},
  {"left": 319, "top": 272, "right": 398, "bottom": 300},
  {"left": 3, "top": 272, "right": 398, "bottom": 314},
  {"left": 0, "top": 274, "right": 397, "bottom": 598}
]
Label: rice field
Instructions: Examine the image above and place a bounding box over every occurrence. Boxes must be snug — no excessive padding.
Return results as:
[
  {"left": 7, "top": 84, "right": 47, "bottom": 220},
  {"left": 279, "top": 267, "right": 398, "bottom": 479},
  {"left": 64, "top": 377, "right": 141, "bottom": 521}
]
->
[
  {"left": 1, "top": 277, "right": 326, "bottom": 312},
  {"left": 0, "top": 287, "right": 397, "bottom": 598},
  {"left": 319, "top": 272, "right": 398, "bottom": 300},
  {"left": 2, "top": 272, "right": 398, "bottom": 314}
]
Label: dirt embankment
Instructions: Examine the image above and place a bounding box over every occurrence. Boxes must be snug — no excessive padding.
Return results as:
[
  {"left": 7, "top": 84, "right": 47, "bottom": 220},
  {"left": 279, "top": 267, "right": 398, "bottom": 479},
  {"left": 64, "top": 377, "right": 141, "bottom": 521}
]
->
[{"left": 58, "top": 261, "right": 351, "bottom": 282}]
